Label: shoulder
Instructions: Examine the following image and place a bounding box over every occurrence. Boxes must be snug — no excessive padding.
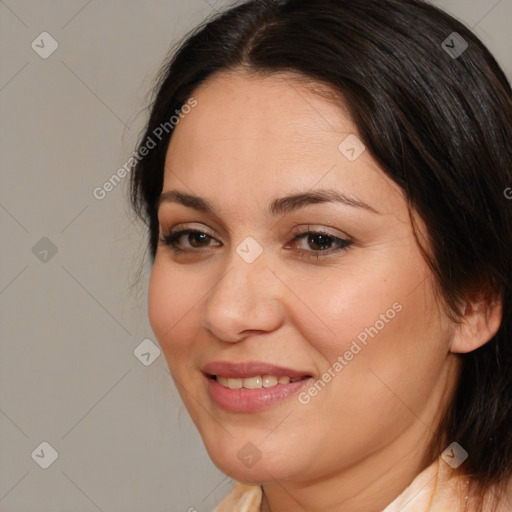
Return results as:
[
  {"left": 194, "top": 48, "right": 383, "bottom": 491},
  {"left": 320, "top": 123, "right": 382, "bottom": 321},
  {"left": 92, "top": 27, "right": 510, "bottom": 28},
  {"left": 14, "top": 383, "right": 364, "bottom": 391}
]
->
[
  {"left": 212, "top": 483, "right": 262, "bottom": 512},
  {"left": 211, "top": 463, "right": 512, "bottom": 512},
  {"left": 384, "top": 457, "right": 512, "bottom": 512}
]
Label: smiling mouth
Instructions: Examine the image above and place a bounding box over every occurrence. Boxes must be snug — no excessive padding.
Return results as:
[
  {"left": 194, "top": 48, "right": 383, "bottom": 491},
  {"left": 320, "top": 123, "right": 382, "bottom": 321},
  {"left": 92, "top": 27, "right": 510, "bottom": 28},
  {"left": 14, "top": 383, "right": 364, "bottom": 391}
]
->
[
  {"left": 204, "top": 365, "right": 313, "bottom": 412},
  {"left": 207, "top": 374, "right": 311, "bottom": 390}
]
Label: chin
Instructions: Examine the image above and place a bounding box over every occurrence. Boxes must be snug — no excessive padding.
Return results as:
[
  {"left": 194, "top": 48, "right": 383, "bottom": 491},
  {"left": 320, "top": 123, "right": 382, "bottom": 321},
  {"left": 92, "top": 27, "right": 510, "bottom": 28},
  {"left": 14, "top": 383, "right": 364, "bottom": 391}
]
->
[{"left": 204, "top": 438, "right": 300, "bottom": 484}]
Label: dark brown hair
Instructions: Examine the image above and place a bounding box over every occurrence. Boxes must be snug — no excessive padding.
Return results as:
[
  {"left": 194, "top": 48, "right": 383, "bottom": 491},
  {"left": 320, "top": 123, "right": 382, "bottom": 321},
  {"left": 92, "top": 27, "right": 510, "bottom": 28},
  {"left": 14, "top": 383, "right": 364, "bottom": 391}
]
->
[{"left": 129, "top": 0, "right": 512, "bottom": 509}]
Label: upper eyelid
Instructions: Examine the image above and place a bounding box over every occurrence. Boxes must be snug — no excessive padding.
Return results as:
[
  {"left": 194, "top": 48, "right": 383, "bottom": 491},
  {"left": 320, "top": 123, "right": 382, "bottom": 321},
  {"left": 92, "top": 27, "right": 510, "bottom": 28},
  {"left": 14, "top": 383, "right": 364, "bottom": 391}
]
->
[
  {"left": 156, "top": 201, "right": 363, "bottom": 239},
  {"left": 162, "top": 224, "right": 350, "bottom": 243},
  {"left": 164, "top": 223, "right": 221, "bottom": 241}
]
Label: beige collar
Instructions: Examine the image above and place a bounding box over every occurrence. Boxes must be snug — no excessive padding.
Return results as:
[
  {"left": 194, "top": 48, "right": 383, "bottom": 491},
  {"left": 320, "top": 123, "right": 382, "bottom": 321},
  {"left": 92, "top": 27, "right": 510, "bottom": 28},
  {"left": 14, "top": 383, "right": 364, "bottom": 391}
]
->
[{"left": 213, "top": 456, "right": 511, "bottom": 511}]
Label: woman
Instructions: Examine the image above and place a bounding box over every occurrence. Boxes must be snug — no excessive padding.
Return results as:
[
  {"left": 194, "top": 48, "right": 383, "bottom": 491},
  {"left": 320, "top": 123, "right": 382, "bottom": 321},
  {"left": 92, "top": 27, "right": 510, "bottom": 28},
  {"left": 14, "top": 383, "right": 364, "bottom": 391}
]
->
[{"left": 129, "top": 0, "right": 512, "bottom": 510}]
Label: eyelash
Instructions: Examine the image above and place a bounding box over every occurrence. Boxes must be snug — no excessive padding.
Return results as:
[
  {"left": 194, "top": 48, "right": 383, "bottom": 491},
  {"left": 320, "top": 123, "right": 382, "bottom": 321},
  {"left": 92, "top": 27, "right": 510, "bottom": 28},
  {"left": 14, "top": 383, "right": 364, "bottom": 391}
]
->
[{"left": 158, "top": 227, "right": 353, "bottom": 260}]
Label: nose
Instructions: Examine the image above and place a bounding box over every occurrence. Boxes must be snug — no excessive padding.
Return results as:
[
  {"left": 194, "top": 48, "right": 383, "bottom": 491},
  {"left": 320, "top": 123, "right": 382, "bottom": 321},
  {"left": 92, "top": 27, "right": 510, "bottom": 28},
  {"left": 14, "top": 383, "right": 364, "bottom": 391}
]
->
[{"left": 201, "top": 254, "right": 284, "bottom": 343}]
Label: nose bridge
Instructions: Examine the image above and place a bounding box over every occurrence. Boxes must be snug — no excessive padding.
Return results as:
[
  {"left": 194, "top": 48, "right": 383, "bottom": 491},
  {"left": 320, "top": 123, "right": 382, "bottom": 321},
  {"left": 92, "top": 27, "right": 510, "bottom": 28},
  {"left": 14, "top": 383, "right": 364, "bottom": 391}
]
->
[{"left": 201, "top": 250, "right": 283, "bottom": 342}]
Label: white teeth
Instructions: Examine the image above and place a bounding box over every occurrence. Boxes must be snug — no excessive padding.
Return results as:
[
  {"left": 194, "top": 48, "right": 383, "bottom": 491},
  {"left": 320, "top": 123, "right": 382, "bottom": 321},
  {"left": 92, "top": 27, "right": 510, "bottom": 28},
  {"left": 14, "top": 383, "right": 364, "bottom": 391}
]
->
[
  {"left": 243, "top": 376, "right": 262, "bottom": 389},
  {"left": 262, "top": 375, "right": 278, "bottom": 388},
  {"left": 216, "top": 374, "right": 304, "bottom": 389},
  {"left": 227, "top": 378, "right": 243, "bottom": 389},
  {"left": 217, "top": 376, "right": 230, "bottom": 387}
]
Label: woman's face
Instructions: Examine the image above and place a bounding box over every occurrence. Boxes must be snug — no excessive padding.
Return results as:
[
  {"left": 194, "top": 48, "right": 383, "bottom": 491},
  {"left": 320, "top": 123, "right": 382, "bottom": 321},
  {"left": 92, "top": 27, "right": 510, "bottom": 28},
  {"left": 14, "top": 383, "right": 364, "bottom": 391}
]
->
[{"left": 148, "top": 71, "right": 459, "bottom": 485}]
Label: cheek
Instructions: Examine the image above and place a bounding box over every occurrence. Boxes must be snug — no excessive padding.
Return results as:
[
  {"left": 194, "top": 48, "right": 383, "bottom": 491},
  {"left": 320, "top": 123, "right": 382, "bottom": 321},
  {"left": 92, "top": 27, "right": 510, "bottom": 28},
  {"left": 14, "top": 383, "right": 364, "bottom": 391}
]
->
[
  {"left": 286, "top": 260, "right": 415, "bottom": 364},
  {"left": 286, "top": 255, "right": 446, "bottom": 409},
  {"left": 279, "top": 279, "right": 446, "bottom": 471},
  {"left": 147, "top": 261, "right": 201, "bottom": 365}
]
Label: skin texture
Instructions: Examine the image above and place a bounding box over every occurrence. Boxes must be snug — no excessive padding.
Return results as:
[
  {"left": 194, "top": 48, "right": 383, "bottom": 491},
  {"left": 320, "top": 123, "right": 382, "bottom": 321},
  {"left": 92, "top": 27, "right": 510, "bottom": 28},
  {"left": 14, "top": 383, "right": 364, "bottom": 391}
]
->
[{"left": 148, "top": 71, "right": 502, "bottom": 512}]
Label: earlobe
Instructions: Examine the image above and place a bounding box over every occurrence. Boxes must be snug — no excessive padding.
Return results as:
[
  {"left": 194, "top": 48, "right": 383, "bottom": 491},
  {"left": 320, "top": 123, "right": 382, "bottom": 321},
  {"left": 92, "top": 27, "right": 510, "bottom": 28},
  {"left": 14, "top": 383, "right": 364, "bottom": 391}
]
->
[{"left": 450, "top": 295, "right": 503, "bottom": 354}]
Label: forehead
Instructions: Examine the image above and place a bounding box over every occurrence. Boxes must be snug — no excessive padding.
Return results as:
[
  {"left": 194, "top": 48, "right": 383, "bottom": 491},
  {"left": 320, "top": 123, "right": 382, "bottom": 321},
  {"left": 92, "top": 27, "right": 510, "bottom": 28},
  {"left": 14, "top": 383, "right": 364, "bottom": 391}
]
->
[
  {"left": 162, "top": 70, "right": 404, "bottom": 217},
  {"left": 168, "top": 70, "right": 351, "bottom": 158}
]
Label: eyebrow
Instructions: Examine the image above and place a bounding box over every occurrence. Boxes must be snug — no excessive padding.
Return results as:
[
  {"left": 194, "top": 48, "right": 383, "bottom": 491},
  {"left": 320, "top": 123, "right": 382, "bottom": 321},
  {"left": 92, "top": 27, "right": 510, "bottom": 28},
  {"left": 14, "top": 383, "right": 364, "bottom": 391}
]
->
[{"left": 158, "top": 188, "right": 379, "bottom": 216}]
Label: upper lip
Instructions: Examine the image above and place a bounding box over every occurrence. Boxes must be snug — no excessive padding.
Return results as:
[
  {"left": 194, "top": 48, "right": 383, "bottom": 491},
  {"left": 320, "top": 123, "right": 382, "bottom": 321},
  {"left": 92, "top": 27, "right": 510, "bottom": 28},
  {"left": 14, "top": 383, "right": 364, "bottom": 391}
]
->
[{"left": 203, "top": 361, "right": 312, "bottom": 379}]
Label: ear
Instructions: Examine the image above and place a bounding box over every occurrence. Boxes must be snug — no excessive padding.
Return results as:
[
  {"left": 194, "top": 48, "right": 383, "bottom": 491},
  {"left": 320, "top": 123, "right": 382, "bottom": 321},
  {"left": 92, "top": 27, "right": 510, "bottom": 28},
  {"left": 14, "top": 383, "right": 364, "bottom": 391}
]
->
[{"left": 450, "top": 293, "right": 503, "bottom": 354}]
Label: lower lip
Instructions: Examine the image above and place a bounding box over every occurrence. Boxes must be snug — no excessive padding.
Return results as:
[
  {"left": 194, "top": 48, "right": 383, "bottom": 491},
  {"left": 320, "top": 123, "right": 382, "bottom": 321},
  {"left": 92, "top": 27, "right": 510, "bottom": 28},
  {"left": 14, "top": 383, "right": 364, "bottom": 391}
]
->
[{"left": 206, "top": 376, "right": 312, "bottom": 412}]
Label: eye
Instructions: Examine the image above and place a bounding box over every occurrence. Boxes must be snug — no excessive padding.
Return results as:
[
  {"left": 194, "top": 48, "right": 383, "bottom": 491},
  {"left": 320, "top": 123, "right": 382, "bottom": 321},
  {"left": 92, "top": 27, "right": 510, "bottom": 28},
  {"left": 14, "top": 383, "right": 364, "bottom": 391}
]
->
[
  {"left": 286, "top": 227, "right": 353, "bottom": 259},
  {"left": 158, "top": 226, "right": 353, "bottom": 259},
  {"left": 159, "top": 229, "right": 220, "bottom": 252}
]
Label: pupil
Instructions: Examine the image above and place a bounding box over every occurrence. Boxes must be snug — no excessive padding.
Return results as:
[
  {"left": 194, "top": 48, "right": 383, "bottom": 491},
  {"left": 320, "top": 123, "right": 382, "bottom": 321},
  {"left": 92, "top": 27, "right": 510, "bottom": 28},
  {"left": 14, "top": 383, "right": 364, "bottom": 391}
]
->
[
  {"left": 309, "top": 234, "right": 331, "bottom": 250},
  {"left": 190, "top": 233, "right": 209, "bottom": 247}
]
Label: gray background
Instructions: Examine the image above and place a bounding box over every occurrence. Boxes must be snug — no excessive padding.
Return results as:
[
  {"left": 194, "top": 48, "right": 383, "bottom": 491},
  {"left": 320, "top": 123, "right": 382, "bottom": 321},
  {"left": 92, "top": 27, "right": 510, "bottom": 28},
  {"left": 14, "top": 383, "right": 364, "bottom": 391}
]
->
[{"left": 0, "top": 1, "right": 510, "bottom": 511}]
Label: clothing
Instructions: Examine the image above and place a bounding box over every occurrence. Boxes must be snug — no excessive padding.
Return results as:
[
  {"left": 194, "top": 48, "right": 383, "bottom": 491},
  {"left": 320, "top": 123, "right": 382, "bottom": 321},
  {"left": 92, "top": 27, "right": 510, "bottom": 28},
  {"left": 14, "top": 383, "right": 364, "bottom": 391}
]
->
[{"left": 212, "top": 456, "right": 512, "bottom": 511}]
